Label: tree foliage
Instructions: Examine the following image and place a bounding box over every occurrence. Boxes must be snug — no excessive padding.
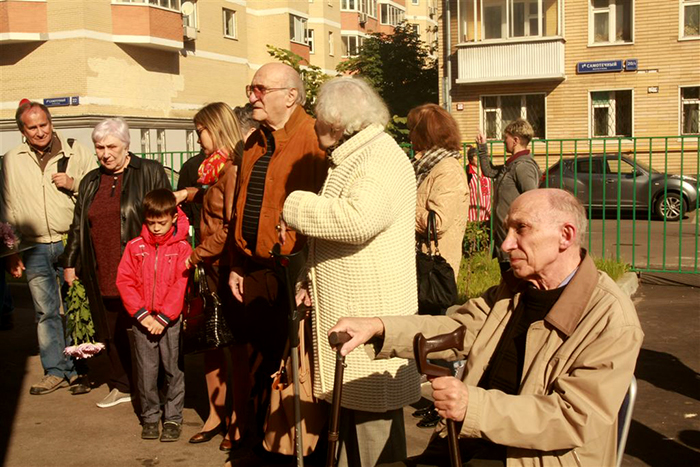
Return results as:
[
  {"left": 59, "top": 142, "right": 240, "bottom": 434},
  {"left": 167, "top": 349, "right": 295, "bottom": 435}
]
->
[
  {"left": 266, "top": 45, "right": 334, "bottom": 116},
  {"left": 336, "top": 23, "right": 439, "bottom": 119}
]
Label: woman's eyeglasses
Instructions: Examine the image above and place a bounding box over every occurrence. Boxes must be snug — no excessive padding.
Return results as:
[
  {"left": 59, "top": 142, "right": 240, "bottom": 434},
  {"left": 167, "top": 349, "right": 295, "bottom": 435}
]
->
[
  {"left": 195, "top": 127, "right": 206, "bottom": 138},
  {"left": 245, "top": 85, "right": 289, "bottom": 100}
]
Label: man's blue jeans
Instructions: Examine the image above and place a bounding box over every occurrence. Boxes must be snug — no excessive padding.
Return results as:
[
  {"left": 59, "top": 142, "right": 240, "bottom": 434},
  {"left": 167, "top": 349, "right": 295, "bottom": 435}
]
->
[{"left": 23, "top": 241, "right": 75, "bottom": 380}]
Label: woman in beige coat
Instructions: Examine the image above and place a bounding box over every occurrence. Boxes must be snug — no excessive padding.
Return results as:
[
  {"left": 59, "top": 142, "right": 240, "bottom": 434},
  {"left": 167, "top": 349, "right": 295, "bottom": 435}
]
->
[{"left": 408, "top": 104, "right": 469, "bottom": 303}]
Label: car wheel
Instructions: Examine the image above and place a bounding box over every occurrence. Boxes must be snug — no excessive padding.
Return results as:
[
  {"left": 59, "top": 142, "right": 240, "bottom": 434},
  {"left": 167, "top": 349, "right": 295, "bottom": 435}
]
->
[{"left": 654, "top": 192, "right": 687, "bottom": 221}]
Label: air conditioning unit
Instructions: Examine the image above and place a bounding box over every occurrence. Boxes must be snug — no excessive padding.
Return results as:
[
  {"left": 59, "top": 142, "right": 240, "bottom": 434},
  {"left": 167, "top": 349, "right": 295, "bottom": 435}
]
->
[
  {"left": 429, "top": 6, "right": 437, "bottom": 18},
  {"left": 358, "top": 12, "right": 367, "bottom": 25},
  {"left": 183, "top": 25, "right": 197, "bottom": 41}
]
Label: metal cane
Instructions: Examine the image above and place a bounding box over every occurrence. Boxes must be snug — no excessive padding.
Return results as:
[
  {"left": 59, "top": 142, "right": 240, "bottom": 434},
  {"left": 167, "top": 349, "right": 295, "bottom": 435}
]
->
[
  {"left": 271, "top": 243, "right": 308, "bottom": 467},
  {"left": 326, "top": 331, "right": 351, "bottom": 467},
  {"left": 413, "top": 326, "right": 467, "bottom": 467}
]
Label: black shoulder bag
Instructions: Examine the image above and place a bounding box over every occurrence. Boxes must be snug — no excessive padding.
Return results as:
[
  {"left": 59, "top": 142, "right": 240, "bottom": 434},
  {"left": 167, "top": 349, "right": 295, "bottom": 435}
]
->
[
  {"left": 181, "top": 265, "right": 235, "bottom": 354},
  {"left": 416, "top": 211, "right": 458, "bottom": 315}
]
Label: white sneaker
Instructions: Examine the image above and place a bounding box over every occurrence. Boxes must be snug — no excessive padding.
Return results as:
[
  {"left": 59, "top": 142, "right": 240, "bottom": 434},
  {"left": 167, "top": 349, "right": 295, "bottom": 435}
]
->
[{"left": 96, "top": 388, "right": 131, "bottom": 408}]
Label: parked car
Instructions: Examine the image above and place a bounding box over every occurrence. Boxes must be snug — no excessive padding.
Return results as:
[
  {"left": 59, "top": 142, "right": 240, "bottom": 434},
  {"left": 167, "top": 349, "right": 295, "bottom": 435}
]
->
[{"left": 541, "top": 155, "right": 699, "bottom": 221}]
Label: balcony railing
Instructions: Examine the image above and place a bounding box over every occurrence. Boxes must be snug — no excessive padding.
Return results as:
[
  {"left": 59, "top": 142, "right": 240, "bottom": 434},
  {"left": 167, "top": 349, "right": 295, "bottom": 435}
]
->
[{"left": 456, "top": 37, "right": 565, "bottom": 85}]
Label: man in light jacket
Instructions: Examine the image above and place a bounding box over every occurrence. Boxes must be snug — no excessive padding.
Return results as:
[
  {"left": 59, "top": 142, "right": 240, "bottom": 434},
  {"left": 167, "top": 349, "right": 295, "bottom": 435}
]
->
[
  {"left": 1, "top": 101, "right": 97, "bottom": 395},
  {"left": 330, "top": 188, "right": 643, "bottom": 467}
]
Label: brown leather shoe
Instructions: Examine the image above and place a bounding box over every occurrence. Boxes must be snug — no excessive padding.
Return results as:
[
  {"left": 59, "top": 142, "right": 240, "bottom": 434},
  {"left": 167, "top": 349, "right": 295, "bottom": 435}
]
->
[
  {"left": 219, "top": 437, "right": 242, "bottom": 452},
  {"left": 188, "top": 423, "right": 225, "bottom": 444}
]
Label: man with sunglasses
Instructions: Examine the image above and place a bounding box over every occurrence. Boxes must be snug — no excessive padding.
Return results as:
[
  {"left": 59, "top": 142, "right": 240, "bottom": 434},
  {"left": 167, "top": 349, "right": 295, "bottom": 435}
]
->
[{"left": 226, "top": 63, "right": 327, "bottom": 446}]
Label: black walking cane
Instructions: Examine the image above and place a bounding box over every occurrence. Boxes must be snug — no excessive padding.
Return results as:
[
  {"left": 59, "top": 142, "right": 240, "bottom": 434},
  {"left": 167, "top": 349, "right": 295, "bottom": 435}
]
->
[
  {"left": 326, "top": 331, "right": 351, "bottom": 467},
  {"left": 413, "top": 326, "right": 467, "bottom": 467},
  {"left": 271, "top": 243, "right": 308, "bottom": 467}
]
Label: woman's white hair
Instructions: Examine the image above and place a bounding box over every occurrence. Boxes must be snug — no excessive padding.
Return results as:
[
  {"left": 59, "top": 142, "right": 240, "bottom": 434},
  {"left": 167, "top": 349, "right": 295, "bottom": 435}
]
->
[
  {"left": 92, "top": 118, "right": 130, "bottom": 147},
  {"left": 315, "top": 76, "right": 390, "bottom": 135}
]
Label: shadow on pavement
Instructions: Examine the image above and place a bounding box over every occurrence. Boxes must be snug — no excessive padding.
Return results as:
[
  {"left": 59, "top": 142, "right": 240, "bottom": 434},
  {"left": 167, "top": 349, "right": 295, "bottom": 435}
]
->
[
  {"left": 626, "top": 420, "right": 700, "bottom": 466},
  {"left": 635, "top": 348, "right": 700, "bottom": 402},
  {"left": 0, "top": 284, "right": 32, "bottom": 465}
]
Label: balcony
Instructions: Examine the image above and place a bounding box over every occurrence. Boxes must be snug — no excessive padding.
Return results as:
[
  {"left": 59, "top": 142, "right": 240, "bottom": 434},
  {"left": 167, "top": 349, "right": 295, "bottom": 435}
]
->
[
  {"left": 456, "top": 38, "right": 565, "bottom": 85},
  {"left": 0, "top": 1, "right": 48, "bottom": 43},
  {"left": 111, "top": 4, "right": 183, "bottom": 51}
]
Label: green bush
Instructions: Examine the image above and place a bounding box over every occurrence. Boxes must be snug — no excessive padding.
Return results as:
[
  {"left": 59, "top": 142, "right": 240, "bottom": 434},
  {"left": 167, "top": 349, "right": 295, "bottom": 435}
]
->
[
  {"left": 462, "top": 221, "right": 491, "bottom": 258},
  {"left": 593, "top": 257, "right": 631, "bottom": 281},
  {"left": 456, "top": 250, "right": 501, "bottom": 302}
]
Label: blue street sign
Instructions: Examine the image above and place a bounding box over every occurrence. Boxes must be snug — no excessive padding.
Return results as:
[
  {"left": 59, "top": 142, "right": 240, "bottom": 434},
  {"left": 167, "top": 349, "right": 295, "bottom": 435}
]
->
[
  {"left": 576, "top": 60, "right": 623, "bottom": 74},
  {"left": 71, "top": 96, "right": 80, "bottom": 105},
  {"left": 43, "top": 97, "right": 70, "bottom": 107},
  {"left": 625, "top": 59, "right": 638, "bottom": 71}
]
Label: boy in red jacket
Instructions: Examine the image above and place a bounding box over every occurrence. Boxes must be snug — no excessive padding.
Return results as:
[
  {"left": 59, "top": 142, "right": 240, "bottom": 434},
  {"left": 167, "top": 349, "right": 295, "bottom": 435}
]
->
[{"left": 116, "top": 189, "right": 192, "bottom": 442}]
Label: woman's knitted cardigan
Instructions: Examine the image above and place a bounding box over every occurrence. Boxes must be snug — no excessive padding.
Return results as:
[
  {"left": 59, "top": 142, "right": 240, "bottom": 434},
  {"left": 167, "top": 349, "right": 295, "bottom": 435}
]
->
[{"left": 283, "top": 124, "right": 421, "bottom": 412}]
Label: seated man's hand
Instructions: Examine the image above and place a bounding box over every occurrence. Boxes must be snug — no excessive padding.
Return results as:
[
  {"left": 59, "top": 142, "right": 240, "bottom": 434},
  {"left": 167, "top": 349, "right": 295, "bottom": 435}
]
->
[
  {"left": 328, "top": 317, "right": 384, "bottom": 357},
  {"left": 431, "top": 376, "right": 469, "bottom": 423}
]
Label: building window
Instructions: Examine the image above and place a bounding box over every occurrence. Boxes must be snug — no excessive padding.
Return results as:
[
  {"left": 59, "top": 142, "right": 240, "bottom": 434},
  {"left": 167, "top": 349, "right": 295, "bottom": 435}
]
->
[
  {"left": 114, "top": 0, "right": 181, "bottom": 12},
  {"left": 307, "top": 29, "right": 316, "bottom": 53},
  {"left": 591, "top": 90, "right": 632, "bottom": 137},
  {"left": 590, "top": 0, "right": 632, "bottom": 44},
  {"left": 412, "top": 0, "right": 420, "bottom": 4},
  {"left": 482, "top": 94, "right": 546, "bottom": 139},
  {"left": 290, "top": 15, "right": 308, "bottom": 44},
  {"left": 458, "top": 0, "right": 561, "bottom": 42},
  {"left": 329, "top": 31, "right": 334, "bottom": 55},
  {"left": 380, "top": 3, "right": 405, "bottom": 25},
  {"left": 343, "top": 0, "right": 375, "bottom": 13},
  {"left": 681, "top": 86, "right": 700, "bottom": 134},
  {"left": 682, "top": 0, "right": 700, "bottom": 38},
  {"left": 410, "top": 23, "right": 421, "bottom": 35},
  {"left": 223, "top": 9, "right": 237, "bottom": 39},
  {"left": 341, "top": 34, "right": 364, "bottom": 57}
]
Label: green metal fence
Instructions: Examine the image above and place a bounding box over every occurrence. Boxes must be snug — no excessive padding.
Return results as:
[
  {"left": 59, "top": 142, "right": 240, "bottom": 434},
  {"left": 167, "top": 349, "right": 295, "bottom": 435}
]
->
[
  {"left": 138, "top": 135, "right": 700, "bottom": 274},
  {"left": 463, "top": 135, "right": 700, "bottom": 274}
]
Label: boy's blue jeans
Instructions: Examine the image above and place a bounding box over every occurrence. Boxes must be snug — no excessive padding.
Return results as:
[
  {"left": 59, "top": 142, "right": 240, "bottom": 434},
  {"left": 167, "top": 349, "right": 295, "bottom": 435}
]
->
[{"left": 23, "top": 241, "right": 76, "bottom": 380}]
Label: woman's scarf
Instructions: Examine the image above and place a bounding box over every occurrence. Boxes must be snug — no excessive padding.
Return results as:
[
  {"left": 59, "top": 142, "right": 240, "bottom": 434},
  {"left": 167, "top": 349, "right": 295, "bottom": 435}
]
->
[
  {"left": 412, "top": 147, "right": 461, "bottom": 187},
  {"left": 197, "top": 149, "right": 228, "bottom": 185}
]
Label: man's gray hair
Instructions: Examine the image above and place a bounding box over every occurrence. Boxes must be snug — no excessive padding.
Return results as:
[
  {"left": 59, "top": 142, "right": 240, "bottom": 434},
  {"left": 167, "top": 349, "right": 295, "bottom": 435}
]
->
[
  {"left": 315, "top": 76, "right": 389, "bottom": 135},
  {"left": 92, "top": 118, "right": 130, "bottom": 147},
  {"left": 546, "top": 189, "right": 588, "bottom": 244}
]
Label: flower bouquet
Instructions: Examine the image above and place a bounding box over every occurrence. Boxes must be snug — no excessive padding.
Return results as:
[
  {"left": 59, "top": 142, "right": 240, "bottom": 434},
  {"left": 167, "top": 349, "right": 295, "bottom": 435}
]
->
[
  {"left": 0, "top": 222, "right": 32, "bottom": 258},
  {"left": 64, "top": 279, "right": 104, "bottom": 359}
]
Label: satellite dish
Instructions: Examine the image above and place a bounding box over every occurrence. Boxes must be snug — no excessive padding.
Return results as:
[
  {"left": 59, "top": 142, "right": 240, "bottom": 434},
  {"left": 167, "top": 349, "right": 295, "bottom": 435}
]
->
[{"left": 181, "top": 1, "right": 194, "bottom": 16}]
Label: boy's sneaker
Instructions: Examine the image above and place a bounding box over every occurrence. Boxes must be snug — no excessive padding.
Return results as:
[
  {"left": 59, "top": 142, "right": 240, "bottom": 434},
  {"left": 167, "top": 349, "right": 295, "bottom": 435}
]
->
[
  {"left": 29, "top": 375, "right": 69, "bottom": 395},
  {"left": 160, "top": 421, "right": 182, "bottom": 442},
  {"left": 142, "top": 422, "right": 160, "bottom": 440},
  {"left": 96, "top": 388, "right": 131, "bottom": 408}
]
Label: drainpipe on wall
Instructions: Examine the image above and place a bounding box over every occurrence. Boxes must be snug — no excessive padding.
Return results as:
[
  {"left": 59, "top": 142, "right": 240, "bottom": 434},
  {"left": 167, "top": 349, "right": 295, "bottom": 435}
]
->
[{"left": 443, "top": 0, "right": 452, "bottom": 113}]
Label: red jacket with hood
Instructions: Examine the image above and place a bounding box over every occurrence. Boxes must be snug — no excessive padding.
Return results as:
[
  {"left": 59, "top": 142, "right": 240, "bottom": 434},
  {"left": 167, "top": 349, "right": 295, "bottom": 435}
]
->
[{"left": 116, "top": 207, "right": 192, "bottom": 327}]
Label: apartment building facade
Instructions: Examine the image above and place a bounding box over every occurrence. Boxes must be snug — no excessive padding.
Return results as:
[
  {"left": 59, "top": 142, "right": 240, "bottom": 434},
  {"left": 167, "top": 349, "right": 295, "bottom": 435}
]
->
[
  {"left": 0, "top": 0, "right": 349, "bottom": 159},
  {"left": 438, "top": 0, "right": 700, "bottom": 173},
  {"left": 338, "top": 0, "right": 438, "bottom": 58}
]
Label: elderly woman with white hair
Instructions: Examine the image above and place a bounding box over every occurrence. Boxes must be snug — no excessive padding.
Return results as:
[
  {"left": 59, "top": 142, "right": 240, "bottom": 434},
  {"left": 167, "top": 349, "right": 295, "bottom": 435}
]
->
[
  {"left": 61, "top": 118, "right": 170, "bottom": 409},
  {"left": 281, "top": 76, "right": 421, "bottom": 466}
]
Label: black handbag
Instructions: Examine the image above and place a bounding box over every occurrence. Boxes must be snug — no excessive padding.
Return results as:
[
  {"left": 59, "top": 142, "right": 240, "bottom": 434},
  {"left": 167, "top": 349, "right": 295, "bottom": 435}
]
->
[
  {"left": 416, "top": 211, "right": 458, "bottom": 315},
  {"left": 181, "top": 265, "right": 235, "bottom": 354}
]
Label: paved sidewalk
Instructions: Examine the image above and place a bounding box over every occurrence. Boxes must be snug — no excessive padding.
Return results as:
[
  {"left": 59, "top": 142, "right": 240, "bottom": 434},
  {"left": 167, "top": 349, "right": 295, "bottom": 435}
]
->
[{"left": 0, "top": 280, "right": 698, "bottom": 467}]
